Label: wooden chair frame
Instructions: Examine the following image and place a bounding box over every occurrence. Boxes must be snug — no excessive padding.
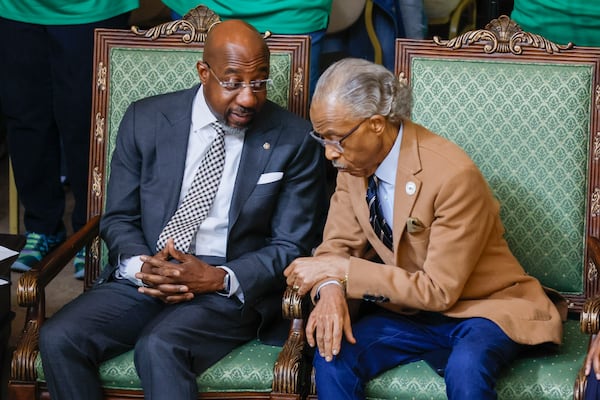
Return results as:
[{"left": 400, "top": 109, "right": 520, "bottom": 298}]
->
[{"left": 9, "top": 6, "right": 311, "bottom": 400}]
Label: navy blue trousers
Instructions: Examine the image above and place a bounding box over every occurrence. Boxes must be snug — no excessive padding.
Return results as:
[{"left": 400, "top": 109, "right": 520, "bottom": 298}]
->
[
  {"left": 0, "top": 14, "right": 128, "bottom": 234},
  {"left": 39, "top": 279, "right": 260, "bottom": 400},
  {"left": 314, "top": 309, "right": 521, "bottom": 399},
  {"left": 586, "top": 367, "right": 600, "bottom": 400}
]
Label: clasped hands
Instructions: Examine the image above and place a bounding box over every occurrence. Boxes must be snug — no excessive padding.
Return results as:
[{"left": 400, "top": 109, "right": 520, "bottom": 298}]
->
[
  {"left": 135, "top": 238, "right": 226, "bottom": 304},
  {"left": 284, "top": 254, "right": 356, "bottom": 362}
]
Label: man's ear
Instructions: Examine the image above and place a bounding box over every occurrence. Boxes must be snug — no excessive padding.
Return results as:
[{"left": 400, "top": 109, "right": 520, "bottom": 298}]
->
[
  {"left": 196, "top": 61, "right": 209, "bottom": 85},
  {"left": 369, "top": 115, "right": 387, "bottom": 136}
]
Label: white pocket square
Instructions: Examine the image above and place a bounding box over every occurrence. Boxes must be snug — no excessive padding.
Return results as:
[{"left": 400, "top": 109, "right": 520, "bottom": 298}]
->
[{"left": 257, "top": 172, "right": 283, "bottom": 184}]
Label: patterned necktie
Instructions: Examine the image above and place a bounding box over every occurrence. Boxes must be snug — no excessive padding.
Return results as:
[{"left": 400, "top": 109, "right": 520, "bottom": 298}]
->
[
  {"left": 156, "top": 122, "right": 226, "bottom": 253},
  {"left": 366, "top": 175, "right": 393, "bottom": 250}
]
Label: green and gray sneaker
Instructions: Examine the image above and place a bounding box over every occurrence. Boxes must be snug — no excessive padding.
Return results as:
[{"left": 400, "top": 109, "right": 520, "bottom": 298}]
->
[
  {"left": 73, "top": 248, "right": 85, "bottom": 280},
  {"left": 11, "top": 231, "right": 66, "bottom": 272}
]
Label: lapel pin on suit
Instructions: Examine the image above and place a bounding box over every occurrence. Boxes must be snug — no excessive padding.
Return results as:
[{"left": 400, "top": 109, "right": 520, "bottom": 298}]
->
[
  {"left": 407, "top": 217, "right": 426, "bottom": 233},
  {"left": 405, "top": 181, "right": 416, "bottom": 195},
  {"left": 263, "top": 142, "right": 271, "bottom": 150}
]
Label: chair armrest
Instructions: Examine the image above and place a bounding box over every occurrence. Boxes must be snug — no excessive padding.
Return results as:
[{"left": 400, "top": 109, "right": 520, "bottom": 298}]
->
[
  {"left": 10, "top": 215, "right": 100, "bottom": 384},
  {"left": 581, "top": 295, "right": 600, "bottom": 335},
  {"left": 582, "top": 236, "right": 600, "bottom": 334},
  {"left": 17, "top": 215, "right": 100, "bottom": 308},
  {"left": 273, "top": 286, "right": 311, "bottom": 395}
]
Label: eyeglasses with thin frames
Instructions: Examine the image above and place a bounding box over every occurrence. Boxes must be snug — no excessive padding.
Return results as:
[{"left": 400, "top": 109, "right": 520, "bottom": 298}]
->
[
  {"left": 204, "top": 62, "right": 272, "bottom": 93},
  {"left": 309, "top": 118, "right": 369, "bottom": 153}
]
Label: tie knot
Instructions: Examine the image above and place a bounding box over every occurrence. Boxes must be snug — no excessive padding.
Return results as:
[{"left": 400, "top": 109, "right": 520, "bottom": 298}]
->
[{"left": 210, "top": 121, "right": 225, "bottom": 137}]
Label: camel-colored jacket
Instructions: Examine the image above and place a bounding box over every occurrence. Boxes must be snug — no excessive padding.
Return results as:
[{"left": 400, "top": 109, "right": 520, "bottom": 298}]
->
[{"left": 314, "top": 120, "right": 563, "bottom": 345}]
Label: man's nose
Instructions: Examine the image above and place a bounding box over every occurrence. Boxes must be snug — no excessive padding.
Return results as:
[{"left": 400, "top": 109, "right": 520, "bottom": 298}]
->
[
  {"left": 324, "top": 146, "right": 342, "bottom": 160},
  {"left": 235, "top": 86, "right": 259, "bottom": 108}
]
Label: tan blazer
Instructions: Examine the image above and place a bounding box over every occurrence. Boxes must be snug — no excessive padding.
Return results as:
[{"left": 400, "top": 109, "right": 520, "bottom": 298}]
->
[{"left": 315, "top": 120, "right": 563, "bottom": 345}]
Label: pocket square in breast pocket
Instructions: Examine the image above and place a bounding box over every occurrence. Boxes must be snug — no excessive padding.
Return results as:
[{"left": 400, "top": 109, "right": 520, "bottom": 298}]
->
[
  {"left": 407, "top": 217, "right": 426, "bottom": 233},
  {"left": 257, "top": 172, "right": 284, "bottom": 184}
]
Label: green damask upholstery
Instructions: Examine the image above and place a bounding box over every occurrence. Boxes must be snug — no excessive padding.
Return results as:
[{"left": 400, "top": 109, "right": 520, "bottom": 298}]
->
[
  {"left": 365, "top": 321, "right": 586, "bottom": 399},
  {"left": 409, "top": 57, "right": 590, "bottom": 296},
  {"left": 36, "top": 340, "right": 281, "bottom": 392}
]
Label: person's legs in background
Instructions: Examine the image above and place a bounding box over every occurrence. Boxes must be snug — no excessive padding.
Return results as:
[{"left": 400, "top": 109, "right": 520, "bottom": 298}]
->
[
  {"left": 308, "top": 29, "right": 326, "bottom": 98},
  {"left": 0, "top": 18, "right": 67, "bottom": 272},
  {"left": 49, "top": 13, "right": 130, "bottom": 279},
  {"left": 0, "top": 13, "right": 130, "bottom": 277}
]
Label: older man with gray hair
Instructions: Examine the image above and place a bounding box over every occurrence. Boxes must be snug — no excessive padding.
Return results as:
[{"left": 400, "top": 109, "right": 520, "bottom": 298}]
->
[{"left": 284, "top": 58, "right": 563, "bottom": 399}]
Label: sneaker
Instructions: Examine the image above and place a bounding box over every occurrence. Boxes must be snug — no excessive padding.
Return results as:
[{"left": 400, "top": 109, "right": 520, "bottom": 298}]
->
[
  {"left": 11, "top": 231, "right": 66, "bottom": 272},
  {"left": 73, "top": 248, "right": 85, "bottom": 280}
]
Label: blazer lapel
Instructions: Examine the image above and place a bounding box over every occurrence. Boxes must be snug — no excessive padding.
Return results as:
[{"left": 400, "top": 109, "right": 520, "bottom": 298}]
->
[
  {"left": 352, "top": 121, "right": 423, "bottom": 259},
  {"left": 228, "top": 118, "right": 277, "bottom": 228},
  {"left": 392, "top": 121, "right": 423, "bottom": 252},
  {"left": 155, "top": 86, "right": 197, "bottom": 217}
]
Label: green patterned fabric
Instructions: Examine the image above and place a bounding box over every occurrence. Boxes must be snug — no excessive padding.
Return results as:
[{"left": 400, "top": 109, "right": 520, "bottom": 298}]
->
[
  {"left": 410, "top": 57, "right": 592, "bottom": 295},
  {"left": 365, "top": 320, "right": 586, "bottom": 399},
  {"left": 100, "top": 46, "right": 292, "bottom": 268},
  {"left": 36, "top": 340, "right": 281, "bottom": 392}
]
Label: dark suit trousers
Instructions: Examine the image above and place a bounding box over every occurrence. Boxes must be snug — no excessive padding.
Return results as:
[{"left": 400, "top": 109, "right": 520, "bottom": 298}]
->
[{"left": 39, "top": 279, "right": 260, "bottom": 400}]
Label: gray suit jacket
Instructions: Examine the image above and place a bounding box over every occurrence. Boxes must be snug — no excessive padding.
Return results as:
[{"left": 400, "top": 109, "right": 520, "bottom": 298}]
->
[{"left": 99, "top": 85, "right": 327, "bottom": 343}]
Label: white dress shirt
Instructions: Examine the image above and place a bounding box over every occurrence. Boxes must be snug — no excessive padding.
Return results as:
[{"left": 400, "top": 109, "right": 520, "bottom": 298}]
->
[
  {"left": 374, "top": 124, "right": 404, "bottom": 226},
  {"left": 117, "top": 88, "right": 244, "bottom": 299}
]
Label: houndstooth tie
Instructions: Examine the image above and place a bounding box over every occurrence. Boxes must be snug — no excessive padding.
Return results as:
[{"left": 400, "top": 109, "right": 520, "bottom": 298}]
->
[{"left": 156, "top": 122, "right": 226, "bottom": 253}]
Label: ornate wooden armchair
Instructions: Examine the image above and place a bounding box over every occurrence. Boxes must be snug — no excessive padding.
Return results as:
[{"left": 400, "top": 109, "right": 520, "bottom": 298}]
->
[
  {"left": 8, "top": 5, "right": 311, "bottom": 400},
  {"left": 300, "top": 16, "right": 600, "bottom": 400}
]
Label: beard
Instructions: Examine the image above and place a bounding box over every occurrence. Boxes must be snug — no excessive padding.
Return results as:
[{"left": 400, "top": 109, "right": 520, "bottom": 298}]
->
[{"left": 216, "top": 116, "right": 248, "bottom": 136}]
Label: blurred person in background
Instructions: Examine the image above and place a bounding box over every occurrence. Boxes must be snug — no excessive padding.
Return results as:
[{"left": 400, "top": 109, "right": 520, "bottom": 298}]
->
[{"left": 0, "top": 0, "right": 139, "bottom": 278}]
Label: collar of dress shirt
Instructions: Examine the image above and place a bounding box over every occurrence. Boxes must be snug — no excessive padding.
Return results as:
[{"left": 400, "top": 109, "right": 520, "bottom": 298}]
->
[
  {"left": 375, "top": 123, "right": 403, "bottom": 184},
  {"left": 191, "top": 86, "right": 219, "bottom": 132}
]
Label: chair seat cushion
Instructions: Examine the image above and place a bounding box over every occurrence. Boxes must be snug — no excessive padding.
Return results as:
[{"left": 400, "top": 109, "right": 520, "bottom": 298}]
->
[
  {"left": 36, "top": 339, "right": 281, "bottom": 392},
  {"left": 365, "top": 320, "right": 586, "bottom": 399}
]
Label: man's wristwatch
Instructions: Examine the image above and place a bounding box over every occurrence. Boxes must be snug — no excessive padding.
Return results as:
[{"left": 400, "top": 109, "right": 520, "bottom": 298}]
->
[{"left": 222, "top": 272, "right": 230, "bottom": 293}]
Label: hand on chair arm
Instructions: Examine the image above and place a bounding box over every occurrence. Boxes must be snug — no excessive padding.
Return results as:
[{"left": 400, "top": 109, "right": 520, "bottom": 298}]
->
[{"left": 284, "top": 254, "right": 349, "bottom": 296}]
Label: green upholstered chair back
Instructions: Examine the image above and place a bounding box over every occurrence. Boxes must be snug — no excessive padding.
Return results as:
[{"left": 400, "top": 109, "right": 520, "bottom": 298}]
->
[
  {"left": 395, "top": 16, "right": 600, "bottom": 313},
  {"left": 86, "top": 9, "right": 310, "bottom": 286}
]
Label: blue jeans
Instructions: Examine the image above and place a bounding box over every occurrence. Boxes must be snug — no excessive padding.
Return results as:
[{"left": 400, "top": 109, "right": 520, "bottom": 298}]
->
[{"left": 314, "top": 309, "right": 522, "bottom": 399}]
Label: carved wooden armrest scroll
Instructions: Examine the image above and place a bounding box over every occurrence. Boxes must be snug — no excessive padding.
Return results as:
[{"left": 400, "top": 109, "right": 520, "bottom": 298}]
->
[
  {"left": 583, "top": 237, "right": 600, "bottom": 334},
  {"left": 272, "top": 287, "right": 309, "bottom": 394},
  {"left": 10, "top": 320, "right": 40, "bottom": 382},
  {"left": 10, "top": 215, "right": 101, "bottom": 386}
]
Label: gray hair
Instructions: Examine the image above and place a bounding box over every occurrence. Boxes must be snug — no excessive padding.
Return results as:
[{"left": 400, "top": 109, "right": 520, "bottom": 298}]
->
[{"left": 313, "top": 58, "right": 412, "bottom": 125}]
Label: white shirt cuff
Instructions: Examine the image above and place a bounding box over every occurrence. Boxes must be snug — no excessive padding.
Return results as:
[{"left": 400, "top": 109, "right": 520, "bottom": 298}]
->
[
  {"left": 117, "top": 254, "right": 146, "bottom": 287},
  {"left": 216, "top": 266, "right": 244, "bottom": 302}
]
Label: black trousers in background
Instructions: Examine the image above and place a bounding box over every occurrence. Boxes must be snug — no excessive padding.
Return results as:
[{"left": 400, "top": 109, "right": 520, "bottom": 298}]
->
[{"left": 0, "top": 14, "right": 129, "bottom": 234}]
